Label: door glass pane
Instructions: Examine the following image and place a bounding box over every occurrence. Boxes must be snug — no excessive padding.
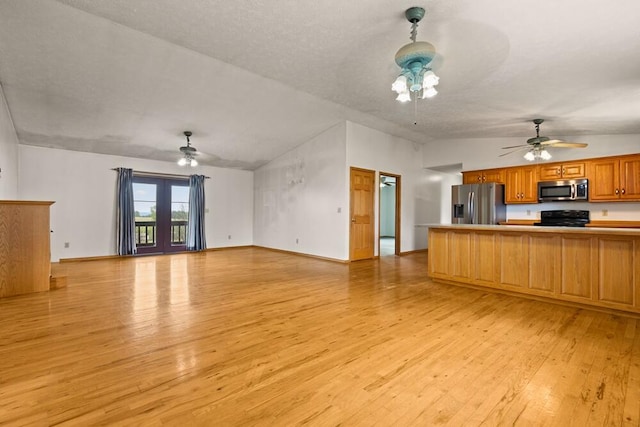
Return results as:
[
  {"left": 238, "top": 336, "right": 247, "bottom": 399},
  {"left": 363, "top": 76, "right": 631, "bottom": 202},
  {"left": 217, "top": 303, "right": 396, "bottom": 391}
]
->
[
  {"left": 133, "top": 183, "right": 157, "bottom": 247},
  {"left": 171, "top": 185, "right": 189, "bottom": 245}
]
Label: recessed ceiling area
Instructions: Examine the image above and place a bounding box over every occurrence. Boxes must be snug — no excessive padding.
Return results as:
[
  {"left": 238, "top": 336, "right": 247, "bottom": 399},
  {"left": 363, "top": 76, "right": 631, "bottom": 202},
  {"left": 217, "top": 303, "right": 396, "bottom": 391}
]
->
[{"left": 1, "top": 0, "right": 639, "bottom": 169}]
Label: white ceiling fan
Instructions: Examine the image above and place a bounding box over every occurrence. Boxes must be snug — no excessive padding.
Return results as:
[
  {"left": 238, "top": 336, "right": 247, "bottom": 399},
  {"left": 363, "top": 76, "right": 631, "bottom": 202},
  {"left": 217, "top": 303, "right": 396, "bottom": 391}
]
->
[{"left": 500, "top": 119, "right": 588, "bottom": 161}]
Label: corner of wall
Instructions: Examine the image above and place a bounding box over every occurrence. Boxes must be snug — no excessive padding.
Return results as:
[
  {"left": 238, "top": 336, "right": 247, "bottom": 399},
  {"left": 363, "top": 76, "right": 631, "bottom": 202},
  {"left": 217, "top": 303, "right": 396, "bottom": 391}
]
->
[{"left": 0, "top": 83, "right": 19, "bottom": 199}]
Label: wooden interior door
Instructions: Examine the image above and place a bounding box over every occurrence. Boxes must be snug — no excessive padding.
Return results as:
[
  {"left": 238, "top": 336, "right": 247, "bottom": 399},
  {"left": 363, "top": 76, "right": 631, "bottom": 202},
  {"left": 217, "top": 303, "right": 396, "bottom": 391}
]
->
[{"left": 350, "top": 167, "right": 375, "bottom": 261}]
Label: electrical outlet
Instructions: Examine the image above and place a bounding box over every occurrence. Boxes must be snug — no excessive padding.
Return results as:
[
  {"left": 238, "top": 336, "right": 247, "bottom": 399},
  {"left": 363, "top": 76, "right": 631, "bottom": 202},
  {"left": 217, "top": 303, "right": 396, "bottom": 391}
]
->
[
  {"left": 64, "top": 242, "right": 70, "bottom": 248},
  {"left": 602, "top": 209, "right": 608, "bottom": 217},
  {"left": 526, "top": 210, "right": 531, "bottom": 216}
]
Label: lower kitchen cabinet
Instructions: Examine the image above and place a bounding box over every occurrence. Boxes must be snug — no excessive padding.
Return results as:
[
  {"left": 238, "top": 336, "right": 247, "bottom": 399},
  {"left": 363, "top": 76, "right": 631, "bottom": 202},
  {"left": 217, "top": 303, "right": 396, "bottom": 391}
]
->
[
  {"left": 527, "top": 234, "right": 559, "bottom": 294},
  {"left": 596, "top": 236, "right": 637, "bottom": 307},
  {"left": 498, "top": 233, "right": 529, "bottom": 289},
  {"left": 428, "top": 225, "right": 640, "bottom": 314},
  {"left": 558, "top": 235, "right": 595, "bottom": 301}
]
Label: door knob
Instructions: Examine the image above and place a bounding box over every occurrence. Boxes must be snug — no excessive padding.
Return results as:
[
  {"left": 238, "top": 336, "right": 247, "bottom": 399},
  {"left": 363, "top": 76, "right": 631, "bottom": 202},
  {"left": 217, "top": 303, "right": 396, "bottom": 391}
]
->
[{"left": 351, "top": 218, "right": 356, "bottom": 223}]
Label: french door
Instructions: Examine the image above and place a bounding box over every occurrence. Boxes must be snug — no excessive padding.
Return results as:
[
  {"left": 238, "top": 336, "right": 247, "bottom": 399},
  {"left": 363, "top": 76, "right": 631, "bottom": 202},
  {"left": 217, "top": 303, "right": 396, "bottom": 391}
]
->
[{"left": 132, "top": 177, "right": 189, "bottom": 254}]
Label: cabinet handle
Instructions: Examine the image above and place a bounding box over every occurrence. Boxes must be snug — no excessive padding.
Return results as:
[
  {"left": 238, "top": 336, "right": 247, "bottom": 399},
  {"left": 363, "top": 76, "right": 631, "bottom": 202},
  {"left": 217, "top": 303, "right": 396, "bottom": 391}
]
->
[
  {"left": 562, "top": 168, "right": 566, "bottom": 174},
  {"left": 557, "top": 168, "right": 561, "bottom": 175},
  {"left": 615, "top": 188, "right": 620, "bottom": 195},
  {"left": 478, "top": 176, "right": 482, "bottom": 182},
  {"left": 621, "top": 188, "right": 626, "bottom": 195}
]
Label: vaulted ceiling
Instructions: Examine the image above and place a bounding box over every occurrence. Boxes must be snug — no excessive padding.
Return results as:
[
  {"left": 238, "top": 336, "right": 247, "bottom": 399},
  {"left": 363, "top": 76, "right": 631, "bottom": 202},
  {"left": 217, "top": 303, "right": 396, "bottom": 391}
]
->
[{"left": 1, "top": 0, "right": 639, "bottom": 169}]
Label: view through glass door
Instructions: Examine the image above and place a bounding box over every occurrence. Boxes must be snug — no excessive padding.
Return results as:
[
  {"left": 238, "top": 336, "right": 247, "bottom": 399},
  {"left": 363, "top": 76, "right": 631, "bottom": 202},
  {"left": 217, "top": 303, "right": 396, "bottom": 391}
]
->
[{"left": 133, "top": 177, "right": 189, "bottom": 254}]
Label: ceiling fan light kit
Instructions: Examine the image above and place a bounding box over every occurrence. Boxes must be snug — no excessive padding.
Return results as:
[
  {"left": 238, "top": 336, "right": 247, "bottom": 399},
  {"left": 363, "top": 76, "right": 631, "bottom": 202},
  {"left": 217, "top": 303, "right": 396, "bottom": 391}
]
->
[
  {"left": 178, "top": 131, "right": 198, "bottom": 167},
  {"left": 391, "top": 7, "right": 439, "bottom": 103}
]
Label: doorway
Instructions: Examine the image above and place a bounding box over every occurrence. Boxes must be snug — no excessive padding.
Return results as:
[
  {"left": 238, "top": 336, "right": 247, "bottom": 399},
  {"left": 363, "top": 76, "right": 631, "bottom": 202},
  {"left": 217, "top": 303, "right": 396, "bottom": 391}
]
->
[
  {"left": 349, "top": 167, "right": 375, "bottom": 261},
  {"left": 379, "top": 172, "right": 401, "bottom": 256},
  {"left": 132, "top": 176, "right": 189, "bottom": 254}
]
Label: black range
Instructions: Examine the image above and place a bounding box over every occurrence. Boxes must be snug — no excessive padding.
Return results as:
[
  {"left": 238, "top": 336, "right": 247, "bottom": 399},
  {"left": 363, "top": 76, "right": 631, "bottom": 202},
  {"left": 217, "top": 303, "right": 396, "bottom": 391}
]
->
[{"left": 533, "top": 210, "right": 590, "bottom": 227}]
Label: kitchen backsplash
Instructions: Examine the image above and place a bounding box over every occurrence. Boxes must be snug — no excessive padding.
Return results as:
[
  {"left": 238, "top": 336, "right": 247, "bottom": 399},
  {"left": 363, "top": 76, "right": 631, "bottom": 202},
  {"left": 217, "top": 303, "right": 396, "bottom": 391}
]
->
[{"left": 507, "top": 201, "right": 640, "bottom": 221}]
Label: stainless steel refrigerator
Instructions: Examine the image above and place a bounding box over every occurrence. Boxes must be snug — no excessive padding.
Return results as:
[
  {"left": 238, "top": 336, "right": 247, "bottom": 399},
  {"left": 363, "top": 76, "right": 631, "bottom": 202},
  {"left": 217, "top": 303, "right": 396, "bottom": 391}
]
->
[{"left": 451, "top": 183, "right": 506, "bottom": 224}]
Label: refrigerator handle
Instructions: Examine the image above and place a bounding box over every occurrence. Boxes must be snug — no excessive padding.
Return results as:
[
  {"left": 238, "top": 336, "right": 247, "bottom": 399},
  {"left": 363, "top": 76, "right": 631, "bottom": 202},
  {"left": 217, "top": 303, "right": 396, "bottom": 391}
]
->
[{"left": 469, "top": 191, "right": 475, "bottom": 224}]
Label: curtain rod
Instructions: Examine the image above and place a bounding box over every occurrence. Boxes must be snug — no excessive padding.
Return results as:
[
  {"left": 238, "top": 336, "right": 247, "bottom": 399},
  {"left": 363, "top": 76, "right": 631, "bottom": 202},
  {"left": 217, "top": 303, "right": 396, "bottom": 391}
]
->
[{"left": 111, "top": 168, "right": 210, "bottom": 179}]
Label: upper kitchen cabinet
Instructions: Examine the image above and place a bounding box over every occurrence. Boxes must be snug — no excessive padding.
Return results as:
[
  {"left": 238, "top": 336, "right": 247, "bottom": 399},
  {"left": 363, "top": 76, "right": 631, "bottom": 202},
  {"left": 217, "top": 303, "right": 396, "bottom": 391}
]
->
[
  {"left": 588, "top": 154, "right": 640, "bottom": 201},
  {"left": 462, "top": 168, "right": 505, "bottom": 184},
  {"left": 505, "top": 166, "right": 538, "bottom": 204},
  {"left": 538, "top": 161, "right": 586, "bottom": 181}
]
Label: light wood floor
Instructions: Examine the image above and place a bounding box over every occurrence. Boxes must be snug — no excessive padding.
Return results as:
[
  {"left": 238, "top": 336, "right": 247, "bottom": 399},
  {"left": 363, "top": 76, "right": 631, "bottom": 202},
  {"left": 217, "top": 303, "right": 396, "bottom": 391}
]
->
[{"left": 1, "top": 248, "right": 639, "bottom": 426}]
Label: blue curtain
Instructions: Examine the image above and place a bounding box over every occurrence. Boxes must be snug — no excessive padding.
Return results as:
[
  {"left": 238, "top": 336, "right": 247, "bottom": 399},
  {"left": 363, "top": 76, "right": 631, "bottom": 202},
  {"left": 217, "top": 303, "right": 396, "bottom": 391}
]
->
[
  {"left": 116, "top": 168, "right": 136, "bottom": 255},
  {"left": 187, "top": 174, "right": 207, "bottom": 251}
]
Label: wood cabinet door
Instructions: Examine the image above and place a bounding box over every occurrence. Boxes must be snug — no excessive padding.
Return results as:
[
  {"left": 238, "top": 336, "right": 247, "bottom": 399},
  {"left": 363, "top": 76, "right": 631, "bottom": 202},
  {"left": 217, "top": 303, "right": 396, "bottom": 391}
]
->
[
  {"left": 519, "top": 166, "right": 538, "bottom": 202},
  {"left": 483, "top": 168, "right": 505, "bottom": 184},
  {"left": 473, "top": 232, "right": 498, "bottom": 286},
  {"left": 498, "top": 233, "right": 529, "bottom": 288},
  {"left": 428, "top": 229, "right": 450, "bottom": 278},
  {"left": 505, "top": 166, "right": 538, "bottom": 204},
  {"left": 539, "top": 164, "right": 563, "bottom": 181},
  {"left": 449, "top": 231, "right": 473, "bottom": 281},
  {"left": 504, "top": 168, "right": 522, "bottom": 204},
  {"left": 619, "top": 155, "right": 640, "bottom": 201},
  {"left": 462, "top": 172, "right": 482, "bottom": 184},
  {"left": 528, "top": 234, "right": 560, "bottom": 294},
  {"left": 558, "top": 235, "right": 595, "bottom": 300},
  {"left": 588, "top": 158, "right": 620, "bottom": 201},
  {"left": 561, "top": 162, "right": 586, "bottom": 179},
  {"left": 596, "top": 236, "right": 637, "bottom": 308}
]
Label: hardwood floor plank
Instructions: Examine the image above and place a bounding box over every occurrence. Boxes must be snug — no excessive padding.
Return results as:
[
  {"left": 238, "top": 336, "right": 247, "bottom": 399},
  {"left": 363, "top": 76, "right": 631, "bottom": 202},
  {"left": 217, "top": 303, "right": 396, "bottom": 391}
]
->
[{"left": 0, "top": 249, "right": 639, "bottom": 425}]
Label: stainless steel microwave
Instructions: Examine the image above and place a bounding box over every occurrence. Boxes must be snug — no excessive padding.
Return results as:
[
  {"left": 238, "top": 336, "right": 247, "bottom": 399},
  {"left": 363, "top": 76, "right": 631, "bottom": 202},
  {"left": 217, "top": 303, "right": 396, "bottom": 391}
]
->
[{"left": 538, "top": 179, "right": 588, "bottom": 202}]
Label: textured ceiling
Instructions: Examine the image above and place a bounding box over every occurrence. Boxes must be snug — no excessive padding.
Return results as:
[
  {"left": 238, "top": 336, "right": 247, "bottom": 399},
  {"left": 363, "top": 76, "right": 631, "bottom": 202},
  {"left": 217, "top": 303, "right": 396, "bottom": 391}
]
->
[{"left": 0, "top": 0, "right": 639, "bottom": 169}]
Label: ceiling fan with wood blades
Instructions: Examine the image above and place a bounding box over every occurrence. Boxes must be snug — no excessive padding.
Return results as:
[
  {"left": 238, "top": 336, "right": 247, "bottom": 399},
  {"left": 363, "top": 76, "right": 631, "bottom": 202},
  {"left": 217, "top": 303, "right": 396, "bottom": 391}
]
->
[{"left": 500, "top": 119, "right": 588, "bottom": 160}]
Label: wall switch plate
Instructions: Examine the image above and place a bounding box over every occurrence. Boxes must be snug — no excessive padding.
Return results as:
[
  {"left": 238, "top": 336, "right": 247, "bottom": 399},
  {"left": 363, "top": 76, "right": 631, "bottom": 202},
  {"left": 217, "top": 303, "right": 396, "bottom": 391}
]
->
[
  {"left": 64, "top": 242, "right": 70, "bottom": 248},
  {"left": 228, "top": 235, "right": 231, "bottom": 239},
  {"left": 296, "top": 238, "right": 299, "bottom": 244},
  {"left": 337, "top": 207, "right": 341, "bottom": 213}
]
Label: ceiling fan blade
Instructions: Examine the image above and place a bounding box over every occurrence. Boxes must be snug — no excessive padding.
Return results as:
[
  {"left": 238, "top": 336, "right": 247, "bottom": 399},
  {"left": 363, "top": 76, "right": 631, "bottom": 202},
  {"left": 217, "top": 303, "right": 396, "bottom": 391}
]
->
[
  {"left": 539, "top": 139, "right": 563, "bottom": 145},
  {"left": 546, "top": 141, "right": 588, "bottom": 148},
  {"left": 499, "top": 147, "right": 529, "bottom": 157},
  {"left": 501, "top": 144, "right": 529, "bottom": 149}
]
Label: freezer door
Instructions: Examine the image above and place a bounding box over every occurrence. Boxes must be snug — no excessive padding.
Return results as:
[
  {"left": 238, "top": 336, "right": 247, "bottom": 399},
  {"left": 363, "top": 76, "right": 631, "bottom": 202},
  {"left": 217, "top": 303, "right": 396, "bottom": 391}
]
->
[{"left": 451, "top": 184, "right": 478, "bottom": 224}]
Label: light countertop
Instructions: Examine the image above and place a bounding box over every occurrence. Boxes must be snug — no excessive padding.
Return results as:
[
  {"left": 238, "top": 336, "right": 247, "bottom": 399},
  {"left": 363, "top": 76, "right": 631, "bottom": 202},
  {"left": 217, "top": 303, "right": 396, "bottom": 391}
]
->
[{"left": 426, "top": 223, "right": 640, "bottom": 236}]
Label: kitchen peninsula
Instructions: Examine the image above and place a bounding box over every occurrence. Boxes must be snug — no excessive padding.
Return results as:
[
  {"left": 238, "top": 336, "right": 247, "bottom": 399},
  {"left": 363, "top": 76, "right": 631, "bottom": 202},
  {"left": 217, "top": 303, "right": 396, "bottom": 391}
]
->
[{"left": 428, "top": 224, "right": 640, "bottom": 315}]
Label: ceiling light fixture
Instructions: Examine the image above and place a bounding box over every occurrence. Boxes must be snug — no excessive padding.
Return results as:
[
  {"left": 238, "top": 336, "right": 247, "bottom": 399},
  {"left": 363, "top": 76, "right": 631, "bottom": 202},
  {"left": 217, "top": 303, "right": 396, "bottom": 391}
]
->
[
  {"left": 177, "top": 131, "right": 198, "bottom": 167},
  {"left": 391, "top": 7, "right": 439, "bottom": 104},
  {"left": 524, "top": 146, "right": 552, "bottom": 162}
]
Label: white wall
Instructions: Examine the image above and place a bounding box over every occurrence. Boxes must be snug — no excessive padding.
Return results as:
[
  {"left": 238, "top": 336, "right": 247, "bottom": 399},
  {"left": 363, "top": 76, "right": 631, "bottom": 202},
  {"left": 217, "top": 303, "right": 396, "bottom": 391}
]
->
[
  {"left": 0, "top": 85, "right": 19, "bottom": 199},
  {"left": 346, "top": 121, "right": 432, "bottom": 254},
  {"left": 422, "top": 134, "right": 640, "bottom": 222},
  {"left": 19, "top": 145, "right": 253, "bottom": 261},
  {"left": 253, "top": 122, "right": 348, "bottom": 260}
]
